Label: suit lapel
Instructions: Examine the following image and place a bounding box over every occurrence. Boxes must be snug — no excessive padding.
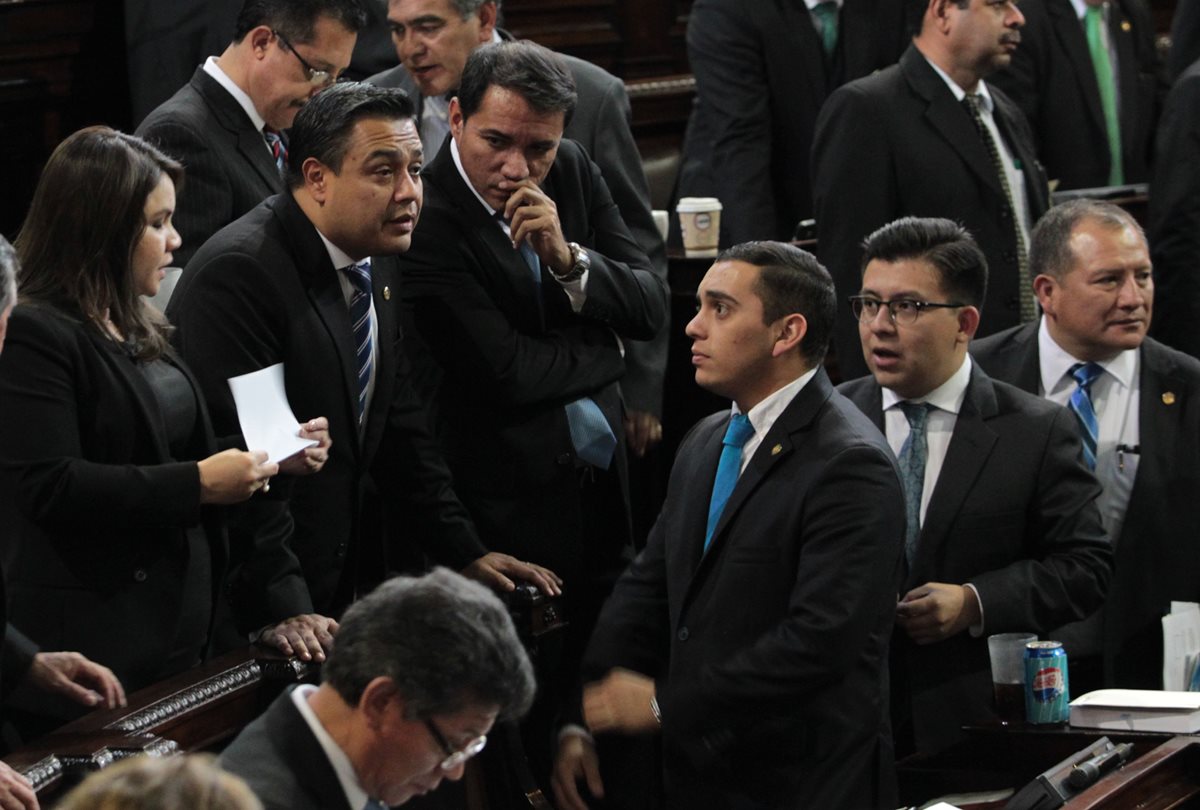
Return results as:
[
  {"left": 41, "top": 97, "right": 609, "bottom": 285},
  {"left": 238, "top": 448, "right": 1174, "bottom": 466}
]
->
[
  {"left": 1124, "top": 342, "right": 1182, "bottom": 531},
  {"left": 361, "top": 256, "right": 401, "bottom": 464},
  {"left": 192, "top": 68, "right": 284, "bottom": 195},
  {"left": 991, "top": 91, "right": 1051, "bottom": 217},
  {"left": 89, "top": 333, "right": 173, "bottom": 462},
  {"left": 1048, "top": 0, "right": 1107, "bottom": 138},
  {"left": 1110, "top": 0, "right": 1139, "bottom": 162}
]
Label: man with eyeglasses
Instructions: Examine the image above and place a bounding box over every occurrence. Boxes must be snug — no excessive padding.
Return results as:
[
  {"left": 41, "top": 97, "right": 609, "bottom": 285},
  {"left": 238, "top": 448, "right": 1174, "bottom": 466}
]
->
[
  {"left": 220, "top": 568, "right": 535, "bottom": 809},
  {"left": 137, "top": 0, "right": 369, "bottom": 269},
  {"left": 838, "top": 216, "right": 1111, "bottom": 756}
]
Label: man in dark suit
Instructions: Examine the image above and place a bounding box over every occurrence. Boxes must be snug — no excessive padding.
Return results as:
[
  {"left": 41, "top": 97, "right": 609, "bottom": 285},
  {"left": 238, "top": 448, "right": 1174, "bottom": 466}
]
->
[
  {"left": 973, "top": 199, "right": 1200, "bottom": 691},
  {"left": 221, "top": 569, "right": 535, "bottom": 810},
  {"left": 553, "top": 242, "right": 905, "bottom": 810},
  {"left": 136, "top": 0, "right": 369, "bottom": 269},
  {"left": 838, "top": 217, "right": 1111, "bottom": 754},
  {"left": 677, "top": 0, "right": 908, "bottom": 247},
  {"left": 989, "top": 0, "right": 1165, "bottom": 190},
  {"left": 368, "top": 0, "right": 670, "bottom": 456},
  {"left": 813, "top": 0, "right": 1050, "bottom": 381},
  {"left": 169, "top": 82, "right": 558, "bottom": 663}
]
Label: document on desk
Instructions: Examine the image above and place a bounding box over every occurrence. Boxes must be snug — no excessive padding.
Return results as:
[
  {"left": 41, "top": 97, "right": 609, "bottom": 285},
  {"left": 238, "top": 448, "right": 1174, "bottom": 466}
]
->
[
  {"left": 1163, "top": 602, "right": 1200, "bottom": 691},
  {"left": 227, "top": 363, "right": 317, "bottom": 464}
]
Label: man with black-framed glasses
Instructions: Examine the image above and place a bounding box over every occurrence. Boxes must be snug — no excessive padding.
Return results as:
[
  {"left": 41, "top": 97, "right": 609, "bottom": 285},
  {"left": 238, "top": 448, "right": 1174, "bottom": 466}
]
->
[
  {"left": 839, "top": 216, "right": 1112, "bottom": 757},
  {"left": 137, "top": 0, "right": 369, "bottom": 270}
]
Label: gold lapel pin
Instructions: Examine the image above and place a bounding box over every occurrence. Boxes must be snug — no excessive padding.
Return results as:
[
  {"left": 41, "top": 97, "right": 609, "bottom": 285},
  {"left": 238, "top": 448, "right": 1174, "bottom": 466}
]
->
[
  {"left": 383, "top": 286, "right": 391, "bottom": 301},
  {"left": 1121, "top": 20, "right": 1131, "bottom": 31},
  {"left": 771, "top": 444, "right": 783, "bottom": 455},
  {"left": 1163, "top": 391, "right": 1176, "bottom": 405}
]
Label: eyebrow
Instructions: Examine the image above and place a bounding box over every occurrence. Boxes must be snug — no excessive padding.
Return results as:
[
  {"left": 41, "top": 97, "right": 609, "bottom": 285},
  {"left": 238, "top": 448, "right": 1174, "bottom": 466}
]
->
[
  {"left": 698, "top": 290, "right": 738, "bottom": 306},
  {"left": 394, "top": 13, "right": 447, "bottom": 27}
]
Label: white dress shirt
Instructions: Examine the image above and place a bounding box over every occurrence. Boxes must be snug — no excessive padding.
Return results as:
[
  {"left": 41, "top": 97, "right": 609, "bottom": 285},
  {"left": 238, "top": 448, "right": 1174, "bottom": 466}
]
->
[
  {"left": 730, "top": 368, "right": 820, "bottom": 474},
  {"left": 290, "top": 685, "right": 372, "bottom": 810}
]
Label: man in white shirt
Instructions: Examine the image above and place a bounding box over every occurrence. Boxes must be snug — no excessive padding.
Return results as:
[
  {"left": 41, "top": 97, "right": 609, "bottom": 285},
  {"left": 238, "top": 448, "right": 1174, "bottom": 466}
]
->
[
  {"left": 220, "top": 568, "right": 535, "bottom": 810},
  {"left": 974, "top": 199, "right": 1200, "bottom": 691},
  {"left": 839, "top": 216, "right": 1111, "bottom": 755}
]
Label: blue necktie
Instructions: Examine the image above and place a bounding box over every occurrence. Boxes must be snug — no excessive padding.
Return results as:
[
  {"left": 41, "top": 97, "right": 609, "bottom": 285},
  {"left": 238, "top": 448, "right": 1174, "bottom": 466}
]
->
[
  {"left": 705, "top": 413, "right": 755, "bottom": 551},
  {"left": 811, "top": 1, "right": 839, "bottom": 57},
  {"left": 263, "top": 126, "right": 287, "bottom": 172},
  {"left": 897, "top": 401, "right": 933, "bottom": 565},
  {"left": 342, "top": 260, "right": 373, "bottom": 424},
  {"left": 1068, "top": 362, "right": 1104, "bottom": 470}
]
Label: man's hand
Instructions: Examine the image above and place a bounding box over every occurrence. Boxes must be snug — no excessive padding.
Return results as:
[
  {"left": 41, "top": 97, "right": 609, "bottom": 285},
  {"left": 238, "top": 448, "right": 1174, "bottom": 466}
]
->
[
  {"left": 462, "top": 552, "right": 563, "bottom": 596},
  {"left": 624, "top": 410, "right": 663, "bottom": 458},
  {"left": 256, "top": 614, "right": 339, "bottom": 662},
  {"left": 0, "top": 761, "right": 37, "bottom": 810},
  {"left": 896, "top": 582, "right": 981, "bottom": 645},
  {"left": 552, "top": 733, "right": 604, "bottom": 810},
  {"left": 25, "top": 651, "right": 125, "bottom": 710},
  {"left": 583, "top": 668, "right": 659, "bottom": 734},
  {"left": 277, "top": 417, "right": 332, "bottom": 476},
  {"left": 505, "top": 180, "right": 571, "bottom": 274}
]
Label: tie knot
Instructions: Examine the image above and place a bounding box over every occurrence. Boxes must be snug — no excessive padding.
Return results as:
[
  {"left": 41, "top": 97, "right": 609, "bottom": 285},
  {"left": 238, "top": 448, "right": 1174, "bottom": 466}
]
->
[
  {"left": 962, "top": 93, "right": 983, "bottom": 116},
  {"left": 813, "top": 1, "right": 837, "bottom": 21},
  {"left": 722, "top": 413, "right": 755, "bottom": 448},
  {"left": 343, "top": 260, "right": 372, "bottom": 296},
  {"left": 898, "top": 401, "right": 933, "bottom": 431},
  {"left": 1069, "top": 361, "right": 1104, "bottom": 390}
]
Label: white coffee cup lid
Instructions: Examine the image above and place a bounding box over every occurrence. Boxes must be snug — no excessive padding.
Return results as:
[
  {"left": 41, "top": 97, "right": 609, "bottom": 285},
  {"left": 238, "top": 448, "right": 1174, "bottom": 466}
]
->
[{"left": 676, "top": 197, "right": 723, "bottom": 213}]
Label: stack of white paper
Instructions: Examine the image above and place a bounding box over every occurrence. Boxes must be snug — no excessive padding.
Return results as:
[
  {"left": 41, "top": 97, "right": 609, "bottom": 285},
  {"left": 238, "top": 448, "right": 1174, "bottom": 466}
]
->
[{"left": 1070, "top": 689, "right": 1200, "bottom": 733}]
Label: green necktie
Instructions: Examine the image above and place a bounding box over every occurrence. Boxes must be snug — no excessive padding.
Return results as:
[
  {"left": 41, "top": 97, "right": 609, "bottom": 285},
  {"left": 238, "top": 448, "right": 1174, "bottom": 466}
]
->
[
  {"left": 812, "top": 2, "right": 839, "bottom": 58},
  {"left": 1085, "top": 5, "right": 1124, "bottom": 185}
]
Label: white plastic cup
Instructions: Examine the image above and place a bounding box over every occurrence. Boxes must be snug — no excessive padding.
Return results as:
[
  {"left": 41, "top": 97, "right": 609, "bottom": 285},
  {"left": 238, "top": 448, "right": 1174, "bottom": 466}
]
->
[{"left": 676, "top": 197, "right": 723, "bottom": 258}]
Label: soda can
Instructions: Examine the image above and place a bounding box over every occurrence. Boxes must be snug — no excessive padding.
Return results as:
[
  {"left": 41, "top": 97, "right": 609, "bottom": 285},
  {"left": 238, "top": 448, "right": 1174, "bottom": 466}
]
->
[{"left": 1024, "top": 640, "right": 1070, "bottom": 724}]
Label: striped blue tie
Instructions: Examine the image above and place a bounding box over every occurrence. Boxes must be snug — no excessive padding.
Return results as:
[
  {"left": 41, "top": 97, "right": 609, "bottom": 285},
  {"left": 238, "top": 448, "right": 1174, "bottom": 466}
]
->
[
  {"left": 343, "top": 260, "right": 373, "bottom": 424},
  {"left": 1068, "top": 362, "right": 1103, "bottom": 470},
  {"left": 897, "top": 401, "right": 933, "bottom": 565},
  {"left": 705, "top": 413, "right": 755, "bottom": 551},
  {"left": 263, "top": 127, "right": 287, "bottom": 172}
]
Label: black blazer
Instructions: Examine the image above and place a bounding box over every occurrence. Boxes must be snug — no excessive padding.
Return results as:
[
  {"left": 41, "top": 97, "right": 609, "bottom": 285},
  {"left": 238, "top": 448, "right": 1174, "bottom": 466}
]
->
[
  {"left": 0, "top": 303, "right": 225, "bottom": 692},
  {"left": 813, "top": 45, "right": 1051, "bottom": 380},
  {"left": 677, "top": 0, "right": 907, "bottom": 245},
  {"left": 136, "top": 66, "right": 286, "bottom": 269},
  {"left": 840, "top": 365, "right": 1112, "bottom": 752},
  {"left": 168, "top": 193, "right": 486, "bottom": 633},
  {"left": 582, "top": 370, "right": 905, "bottom": 809},
  {"left": 989, "top": 0, "right": 1166, "bottom": 190},
  {"left": 972, "top": 324, "right": 1200, "bottom": 688},
  {"left": 397, "top": 139, "right": 665, "bottom": 584}
]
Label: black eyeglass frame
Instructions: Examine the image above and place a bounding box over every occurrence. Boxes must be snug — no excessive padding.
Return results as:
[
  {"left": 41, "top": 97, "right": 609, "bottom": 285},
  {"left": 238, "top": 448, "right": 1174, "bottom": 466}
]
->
[
  {"left": 423, "top": 718, "right": 488, "bottom": 772},
  {"left": 272, "top": 29, "right": 337, "bottom": 87},
  {"left": 848, "top": 295, "right": 967, "bottom": 325}
]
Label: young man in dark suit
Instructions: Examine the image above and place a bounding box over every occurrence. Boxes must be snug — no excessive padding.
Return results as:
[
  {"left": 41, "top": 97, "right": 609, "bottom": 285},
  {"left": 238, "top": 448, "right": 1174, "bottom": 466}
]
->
[
  {"left": 136, "top": 0, "right": 368, "bottom": 269},
  {"left": 973, "top": 199, "right": 1200, "bottom": 691},
  {"left": 838, "top": 217, "right": 1111, "bottom": 754},
  {"left": 554, "top": 242, "right": 906, "bottom": 810},
  {"left": 813, "top": 0, "right": 1050, "bottom": 381},
  {"left": 169, "top": 82, "right": 558, "bottom": 663}
]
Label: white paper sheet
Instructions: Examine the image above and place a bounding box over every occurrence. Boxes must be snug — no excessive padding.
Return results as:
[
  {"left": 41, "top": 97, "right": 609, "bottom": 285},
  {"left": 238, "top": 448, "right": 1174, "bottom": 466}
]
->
[
  {"left": 227, "top": 364, "right": 317, "bottom": 464},
  {"left": 1162, "top": 603, "right": 1200, "bottom": 691}
]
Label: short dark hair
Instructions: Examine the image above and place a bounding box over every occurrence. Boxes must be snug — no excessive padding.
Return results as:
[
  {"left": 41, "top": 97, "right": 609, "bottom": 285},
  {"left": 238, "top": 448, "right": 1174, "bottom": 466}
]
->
[
  {"left": 457, "top": 41, "right": 576, "bottom": 125},
  {"left": 446, "top": 0, "right": 494, "bottom": 15},
  {"left": 860, "top": 217, "right": 988, "bottom": 309},
  {"left": 323, "top": 569, "right": 536, "bottom": 722},
  {"left": 233, "top": 0, "right": 369, "bottom": 43},
  {"left": 286, "top": 81, "right": 416, "bottom": 188},
  {"left": 0, "top": 236, "right": 16, "bottom": 314},
  {"left": 1029, "top": 199, "right": 1146, "bottom": 281},
  {"left": 716, "top": 241, "right": 837, "bottom": 364},
  {"left": 908, "top": 0, "right": 970, "bottom": 35}
]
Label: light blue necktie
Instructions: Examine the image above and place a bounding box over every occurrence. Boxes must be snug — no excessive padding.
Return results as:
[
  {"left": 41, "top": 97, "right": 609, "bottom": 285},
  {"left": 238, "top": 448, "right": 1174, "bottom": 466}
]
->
[
  {"left": 897, "top": 402, "right": 933, "bottom": 565},
  {"left": 1068, "top": 362, "right": 1104, "bottom": 470},
  {"left": 342, "top": 260, "right": 373, "bottom": 424},
  {"left": 705, "top": 413, "right": 755, "bottom": 551}
]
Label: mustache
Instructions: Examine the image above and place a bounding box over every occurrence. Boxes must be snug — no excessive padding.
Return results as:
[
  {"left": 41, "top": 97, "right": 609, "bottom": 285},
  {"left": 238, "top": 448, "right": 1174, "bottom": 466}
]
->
[{"left": 1000, "top": 32, "right": 1021, "bottom": 45}]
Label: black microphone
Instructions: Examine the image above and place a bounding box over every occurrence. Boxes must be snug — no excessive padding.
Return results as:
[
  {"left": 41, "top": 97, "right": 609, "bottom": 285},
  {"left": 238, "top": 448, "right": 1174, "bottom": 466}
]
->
[{"left": 1066, "top": 742, "right": 1134, "bottom": 790}]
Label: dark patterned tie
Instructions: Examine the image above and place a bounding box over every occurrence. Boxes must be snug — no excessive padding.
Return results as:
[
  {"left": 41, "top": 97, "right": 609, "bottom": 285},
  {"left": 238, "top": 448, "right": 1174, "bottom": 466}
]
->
[
  {"left": 263, "top": 126, "right": 287, "bottom": 172},
  {"left": 1068, "top": 362, "right": 1104, "bottom": 470},
  {"left": 342, "top": 260, "right": 373, "bottom": 424},
  {"left": 705, "top": 413, "right": 756, "bottom": 551},
  {"left": 897, "top": 401, "right": 933, "bottom": 564},
  {"left": 962, "top": 93, "right": 1036, "bottom": 323}
]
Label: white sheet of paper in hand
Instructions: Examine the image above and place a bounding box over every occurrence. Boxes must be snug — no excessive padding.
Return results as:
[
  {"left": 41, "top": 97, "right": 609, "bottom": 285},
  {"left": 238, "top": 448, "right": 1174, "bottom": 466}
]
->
[{"left": 227, "top": 364, "right": 317, "bottom": 464}]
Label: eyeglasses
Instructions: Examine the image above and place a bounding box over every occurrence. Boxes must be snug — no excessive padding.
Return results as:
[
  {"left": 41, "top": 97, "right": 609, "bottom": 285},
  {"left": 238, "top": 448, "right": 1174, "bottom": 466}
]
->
[
  {"left": 424, "top": 718, "right": 488, "bottom": 772},
  {"left": 849, "top": 295, "right": 966, "bottom": 325},
  {"left": 273, "top": 30, "right": 337, "bottom": 87}
]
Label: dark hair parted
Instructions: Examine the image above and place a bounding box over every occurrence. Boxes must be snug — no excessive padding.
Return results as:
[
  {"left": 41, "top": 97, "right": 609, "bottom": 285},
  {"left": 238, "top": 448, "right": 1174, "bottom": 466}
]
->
[
  {"left": 15, "top": 126, "right": 182, "bottom": 361},
  {"left": 861, "top": 217, "right": 988, "bottom": 309},
  {"left": 1029, "top": 199, "right": 1146, "bottom": 281},
  {"left": 322, "top": 568, "right": 536, "bottom": 722},
  {"left": 0, "top": 236, "right": 17, "bottom": 314},
  {"left": 716, "top": 241, "right": 837, "bottom": 364},
  {"left": 233, "top": 0, "right": 369, "bottom": 43},
  {"left": 457, "top": 41, "right": 576, "bottom": 125},
  {"left": 286, "top": 82, "right": 416, "bottom": 189}
]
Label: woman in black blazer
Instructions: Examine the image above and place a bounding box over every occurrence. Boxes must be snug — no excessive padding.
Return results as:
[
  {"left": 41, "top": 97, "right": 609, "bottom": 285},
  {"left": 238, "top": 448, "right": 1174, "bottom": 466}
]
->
[{"left": 0, "top": 127, "right": 281, "bottom": 726}]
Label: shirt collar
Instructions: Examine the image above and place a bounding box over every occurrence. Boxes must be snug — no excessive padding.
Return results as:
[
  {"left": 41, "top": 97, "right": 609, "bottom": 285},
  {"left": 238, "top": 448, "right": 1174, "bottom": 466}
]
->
[
  {"left": 732, "top": 367, "right": 820, "bottom": 437},
  {"left": 450, "top": 139, "right": 499, "bottom": 218},
  {"left": 203, "top": 56, "right": 268, "bottom": 133},
  {"left": 805, "top": 0, "right": 843, "bottom": 10},
  {"left": 1070, "top": 0, "right": 1106, "bottom": 21},
  {"left": 923, "top": 54, "right": 995, "bottom": 113},
  {"left": 1037, "top": 316, "right": 1137, "bottom": 395},
  {"left": 314, "top": 226, "right": 362, "bottom": 271},
  {"left": 881, "top": 354, "right": 973, "bottom": 414},
  {"left": 290, "top": 685, "right": 372, "bottom": 810}
]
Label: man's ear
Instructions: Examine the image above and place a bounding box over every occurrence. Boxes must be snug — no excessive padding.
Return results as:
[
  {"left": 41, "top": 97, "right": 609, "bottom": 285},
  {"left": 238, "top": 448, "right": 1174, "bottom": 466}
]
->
[
  {"left": 249, "top": 26, "right": 274, "bottom": 60},
  {"left": 958, "top": 305, "right": 982, "bottom": 342},
  {"left": 303, "top": 158, "right": 330, "bottom": 202},
  {"left": 1033, "top": 274, "right": 1057, "bottom": 317},
  {"left": 477, "top": 1, "right": 499, "bottom": 41},
  {"left": 771, "top": 313, "right": 808, "bottom": 358},
  {"left": 449, "top": 97, "right": 465, "bottom": 140},
  {"left": 361, "top": 677, "right": 402, "bottom": 730}
]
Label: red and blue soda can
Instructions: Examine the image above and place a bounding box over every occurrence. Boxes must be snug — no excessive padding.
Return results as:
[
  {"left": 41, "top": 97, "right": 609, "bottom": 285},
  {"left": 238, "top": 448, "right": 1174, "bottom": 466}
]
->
[{"left": 1024, "top": 640, "right": 1070, "bottom": 724}]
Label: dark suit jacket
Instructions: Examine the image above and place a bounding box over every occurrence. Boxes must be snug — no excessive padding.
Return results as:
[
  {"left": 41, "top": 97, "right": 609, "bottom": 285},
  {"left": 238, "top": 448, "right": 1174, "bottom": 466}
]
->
[
  {"left": 813, "top": 45, "right": 1051, "bottom": 381},
  {"left": 581, "top": 370, "right": 906, "bottom": 809},
  {"left": 840, "top": 365, "right": 1112, "bottom": 752},
  {"left": 678, "top": 0, "right": 908, "bottom": 246},
  {"left": 989, "top": 0, "right": 1165, "bottom": 190},
  {"left": 396, "top": 138, "right": 666, "bottom": 584},
  {"left": 972, "top": 324, "right": 1200, "bottom": 688},
  {"left": 136, "top": 66, "right": 286, "bottom": 269},
  {"left": 168, "top": 193, "right": 486, "bottom": 633},
  {"left": 220, "top": 687, "right": 353, "bottom": 810},
  {"left": 367, "top": 37, "right": 671, "bottom": 417},
  {"left": 0, "top": 303, "right": 225, "bottom": 691}
]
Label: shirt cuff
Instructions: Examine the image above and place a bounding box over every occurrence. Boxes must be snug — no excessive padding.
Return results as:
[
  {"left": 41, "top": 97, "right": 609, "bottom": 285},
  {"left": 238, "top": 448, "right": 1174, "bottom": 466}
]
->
[
  {"left": 557, "top": 723, "right": 594, "bottom": 744},
  {"left": 965, "top": 582, "right": 985, "bottom": 637}
]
